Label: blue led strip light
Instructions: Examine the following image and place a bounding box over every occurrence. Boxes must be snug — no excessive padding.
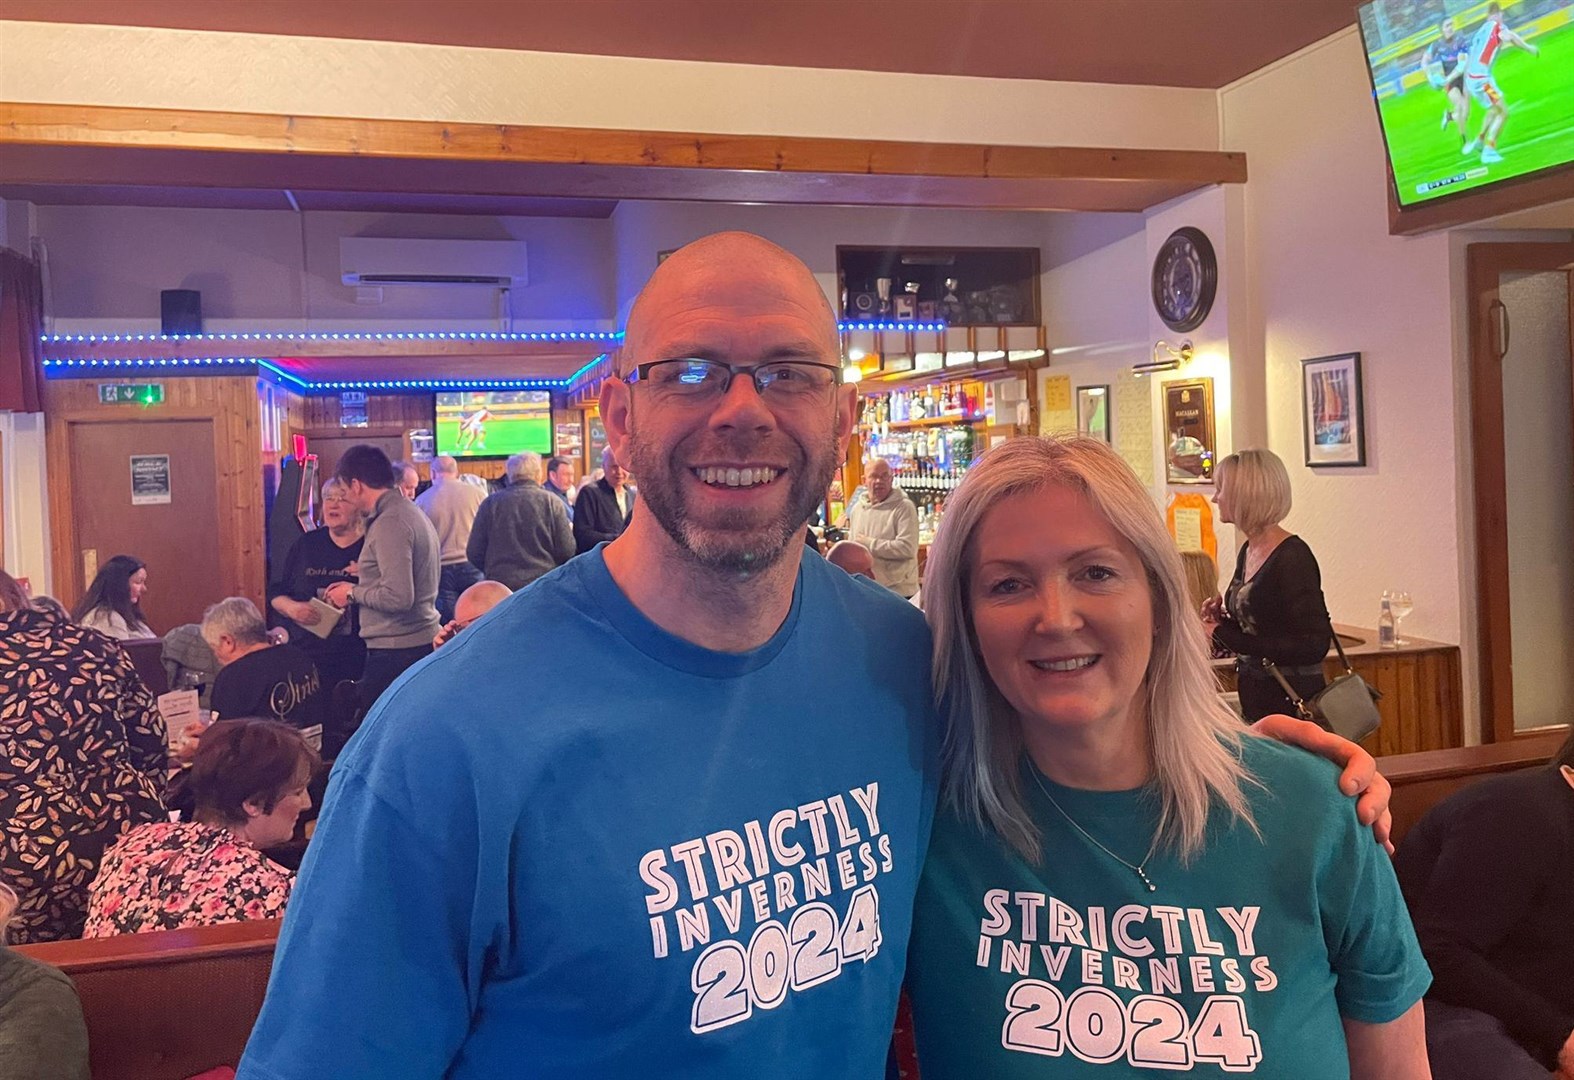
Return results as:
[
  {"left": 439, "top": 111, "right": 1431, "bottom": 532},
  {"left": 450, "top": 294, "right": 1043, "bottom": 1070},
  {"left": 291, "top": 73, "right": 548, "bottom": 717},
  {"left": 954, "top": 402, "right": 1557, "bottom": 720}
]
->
[
  {"left": 41, "top": 326, "right": 940, "bottom": 343},
  {"left": 836, "top": 321, "right": 948, "bottom": 333},
  {"left": 41, "top": 330, "right": 625, "bottom": 344}
]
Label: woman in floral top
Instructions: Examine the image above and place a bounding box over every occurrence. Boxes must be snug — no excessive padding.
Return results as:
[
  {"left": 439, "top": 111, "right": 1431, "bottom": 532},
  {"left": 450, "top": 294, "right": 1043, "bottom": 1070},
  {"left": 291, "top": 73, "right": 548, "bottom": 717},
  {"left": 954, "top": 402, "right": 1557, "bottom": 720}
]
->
[
  {"left": 0, "top": 571, "right": 167, "bottom": 944},
  {"left": 83, "top": 718, "right": 318, "bottom": 937}
]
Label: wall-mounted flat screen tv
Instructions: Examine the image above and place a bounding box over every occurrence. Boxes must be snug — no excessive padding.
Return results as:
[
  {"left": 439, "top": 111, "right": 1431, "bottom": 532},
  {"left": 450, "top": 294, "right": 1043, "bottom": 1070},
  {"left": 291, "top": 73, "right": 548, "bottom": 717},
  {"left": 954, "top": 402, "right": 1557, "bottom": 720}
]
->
[
  {"left": 434, "top": 391, "right": 553, "bottom": 458},
  {"left": 1357, "top": 0, "right": 1574, "bottom": 208}
]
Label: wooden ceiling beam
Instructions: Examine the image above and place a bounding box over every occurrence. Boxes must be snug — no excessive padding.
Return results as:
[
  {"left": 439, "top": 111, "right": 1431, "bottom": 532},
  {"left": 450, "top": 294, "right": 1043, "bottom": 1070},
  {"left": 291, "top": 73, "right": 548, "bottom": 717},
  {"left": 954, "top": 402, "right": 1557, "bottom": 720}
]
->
[{"left": 0, "top": 102, "right": 1245, "bottom": 214}]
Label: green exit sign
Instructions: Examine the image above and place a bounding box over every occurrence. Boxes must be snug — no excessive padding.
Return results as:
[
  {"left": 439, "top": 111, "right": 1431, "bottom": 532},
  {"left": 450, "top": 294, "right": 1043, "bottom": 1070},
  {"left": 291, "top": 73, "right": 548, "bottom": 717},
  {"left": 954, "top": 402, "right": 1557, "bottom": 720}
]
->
[{"left": 99, "top": 383, "right": 165, "bottom": 405}]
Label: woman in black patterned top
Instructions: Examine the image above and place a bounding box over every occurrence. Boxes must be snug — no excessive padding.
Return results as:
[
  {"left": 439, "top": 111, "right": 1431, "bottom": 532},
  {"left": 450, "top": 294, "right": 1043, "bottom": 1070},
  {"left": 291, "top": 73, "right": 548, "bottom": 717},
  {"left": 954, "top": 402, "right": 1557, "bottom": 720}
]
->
[
  {"left": 0, "top": 570, "right": 167, "bottom": 943},
  {"left": 1203, "top": 449, "right": 1332, "bottom": 723}
]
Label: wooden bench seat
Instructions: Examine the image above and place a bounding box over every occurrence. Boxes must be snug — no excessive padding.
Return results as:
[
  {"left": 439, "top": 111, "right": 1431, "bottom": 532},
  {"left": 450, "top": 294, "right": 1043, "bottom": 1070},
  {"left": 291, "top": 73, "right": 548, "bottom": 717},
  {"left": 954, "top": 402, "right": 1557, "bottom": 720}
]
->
[
  {"left": 16, "top": 920, "right": 280, "bottom": 1080},
  {"left": 1381, "top": 729, "right": 1565, "bottom": 846}
]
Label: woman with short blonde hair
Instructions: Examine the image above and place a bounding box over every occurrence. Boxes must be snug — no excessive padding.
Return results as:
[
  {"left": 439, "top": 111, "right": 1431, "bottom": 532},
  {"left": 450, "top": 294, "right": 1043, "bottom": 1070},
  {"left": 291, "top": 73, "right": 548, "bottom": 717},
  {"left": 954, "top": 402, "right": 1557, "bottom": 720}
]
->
[
  {"left": 906, "top": 437, "right": 1430, "bottom": 1080},
  {"left": 1207, "top": 448, "right": 1334, "bottom": 722}
]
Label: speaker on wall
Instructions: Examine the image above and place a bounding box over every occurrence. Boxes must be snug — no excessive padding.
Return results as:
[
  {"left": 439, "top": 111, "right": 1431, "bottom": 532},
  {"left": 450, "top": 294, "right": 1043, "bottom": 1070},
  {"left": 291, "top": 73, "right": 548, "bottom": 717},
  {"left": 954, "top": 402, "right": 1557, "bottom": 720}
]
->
[{"left": 160, "top": 289, "right": 203, "bottom": 335}]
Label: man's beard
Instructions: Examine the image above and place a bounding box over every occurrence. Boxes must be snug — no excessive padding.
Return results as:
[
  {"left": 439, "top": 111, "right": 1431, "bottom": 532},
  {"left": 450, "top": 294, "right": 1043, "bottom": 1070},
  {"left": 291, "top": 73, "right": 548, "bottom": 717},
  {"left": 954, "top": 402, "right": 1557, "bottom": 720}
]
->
[{"left": 625, "top": 430, "right": 838, "bottom": 575}]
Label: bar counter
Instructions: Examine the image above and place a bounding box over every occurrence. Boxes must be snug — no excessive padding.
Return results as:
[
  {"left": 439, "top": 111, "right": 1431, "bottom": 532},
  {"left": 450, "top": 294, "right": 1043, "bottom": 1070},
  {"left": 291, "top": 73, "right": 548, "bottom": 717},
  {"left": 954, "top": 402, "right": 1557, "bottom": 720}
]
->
[{"left": 1214, "top": 623, "right": 1463, "bottom": 755}]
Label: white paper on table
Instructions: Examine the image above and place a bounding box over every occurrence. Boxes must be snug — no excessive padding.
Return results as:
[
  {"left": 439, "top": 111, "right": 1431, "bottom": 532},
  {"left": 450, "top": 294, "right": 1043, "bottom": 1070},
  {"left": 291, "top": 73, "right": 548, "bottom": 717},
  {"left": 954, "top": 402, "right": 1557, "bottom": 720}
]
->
[{"left": 156, "top": 689, "right": 202, "bottom": 749}]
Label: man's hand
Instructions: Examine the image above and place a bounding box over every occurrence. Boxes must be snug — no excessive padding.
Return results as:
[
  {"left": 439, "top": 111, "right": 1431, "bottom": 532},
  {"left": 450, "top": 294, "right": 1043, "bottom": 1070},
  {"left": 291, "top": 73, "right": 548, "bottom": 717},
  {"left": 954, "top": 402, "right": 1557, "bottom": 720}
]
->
[
  {"left": 1557, "top": 1030, "right": 1574, "bottom": 1079},
  {"left": 433, "top": 620, "right": 460, "bottom": 649},
  {"left": 324, "top": 582, "right": 354, "bottom": 609},
  {"left": 1252, "top": 714, "right": 1393, "bottom": 852}
]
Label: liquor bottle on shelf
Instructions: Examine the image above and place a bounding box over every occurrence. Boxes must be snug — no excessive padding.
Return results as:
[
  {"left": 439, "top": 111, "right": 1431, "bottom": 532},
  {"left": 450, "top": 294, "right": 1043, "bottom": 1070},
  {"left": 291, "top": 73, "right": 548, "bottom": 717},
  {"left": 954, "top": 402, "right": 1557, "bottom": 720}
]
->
[{"left": 1377, "top": 599, "right": 1396, "bottom": 649}]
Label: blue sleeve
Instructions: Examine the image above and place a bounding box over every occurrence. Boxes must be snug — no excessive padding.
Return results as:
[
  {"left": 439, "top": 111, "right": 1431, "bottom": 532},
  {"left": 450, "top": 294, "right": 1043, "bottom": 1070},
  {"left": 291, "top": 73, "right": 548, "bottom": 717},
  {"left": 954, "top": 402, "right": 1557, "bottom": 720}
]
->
[
  {"left": 1318, "top": 783, "right": 1432, "bottom": 1024},
  {"left": 237, "top": 753, "right": 490, "bottom": 1077}
]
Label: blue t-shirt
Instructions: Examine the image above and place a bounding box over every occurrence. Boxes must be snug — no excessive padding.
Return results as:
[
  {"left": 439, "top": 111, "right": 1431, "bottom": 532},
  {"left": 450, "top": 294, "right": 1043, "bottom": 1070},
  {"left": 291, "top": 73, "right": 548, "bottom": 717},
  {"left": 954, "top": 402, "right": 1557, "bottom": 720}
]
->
[
  {"left": 907, "top": 737, "right": 1429, "bottom": 1079},
  {"left": 238, "top": 548, "right": 938, "bottom": 1079}
]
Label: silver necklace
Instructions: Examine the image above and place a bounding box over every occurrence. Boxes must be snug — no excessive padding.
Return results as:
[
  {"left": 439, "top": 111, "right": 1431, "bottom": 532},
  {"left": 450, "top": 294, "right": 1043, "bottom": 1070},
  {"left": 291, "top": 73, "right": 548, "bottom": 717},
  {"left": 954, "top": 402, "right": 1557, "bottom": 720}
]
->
[{"left": 1030, "top": 766, "right": 1158, "bottom": 893}]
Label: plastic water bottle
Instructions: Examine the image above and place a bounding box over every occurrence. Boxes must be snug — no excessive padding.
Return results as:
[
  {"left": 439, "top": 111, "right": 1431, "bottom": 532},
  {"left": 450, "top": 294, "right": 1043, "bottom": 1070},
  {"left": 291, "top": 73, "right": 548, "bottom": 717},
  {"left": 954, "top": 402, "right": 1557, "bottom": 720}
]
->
[{"left": 1377, "top": 598, "right": 1397, "bottom": 649}]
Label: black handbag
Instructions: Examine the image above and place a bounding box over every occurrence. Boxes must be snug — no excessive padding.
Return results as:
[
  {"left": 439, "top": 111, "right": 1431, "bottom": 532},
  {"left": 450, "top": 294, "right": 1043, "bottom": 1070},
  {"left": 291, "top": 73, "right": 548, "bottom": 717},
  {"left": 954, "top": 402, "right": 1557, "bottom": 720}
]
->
[{"left": 1262, "top": 625, "right": 1382, "bottom": 743}]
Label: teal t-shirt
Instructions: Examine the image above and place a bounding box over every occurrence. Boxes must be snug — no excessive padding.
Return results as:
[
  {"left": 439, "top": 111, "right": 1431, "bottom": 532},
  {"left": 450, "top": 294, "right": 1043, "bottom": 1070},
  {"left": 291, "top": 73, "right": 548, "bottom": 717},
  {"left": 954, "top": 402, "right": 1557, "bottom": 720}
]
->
[{"left": 908, "top": 736, "right": 1429, "bottom": 1079}]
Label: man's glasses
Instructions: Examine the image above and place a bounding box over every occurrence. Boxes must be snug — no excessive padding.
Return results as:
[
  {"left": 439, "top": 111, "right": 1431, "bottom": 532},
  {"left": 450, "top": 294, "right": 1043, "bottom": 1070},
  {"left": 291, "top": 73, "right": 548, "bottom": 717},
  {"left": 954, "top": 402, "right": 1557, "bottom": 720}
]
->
[{"left": 625, "top": 359, "right": 841, "bottom": 404}]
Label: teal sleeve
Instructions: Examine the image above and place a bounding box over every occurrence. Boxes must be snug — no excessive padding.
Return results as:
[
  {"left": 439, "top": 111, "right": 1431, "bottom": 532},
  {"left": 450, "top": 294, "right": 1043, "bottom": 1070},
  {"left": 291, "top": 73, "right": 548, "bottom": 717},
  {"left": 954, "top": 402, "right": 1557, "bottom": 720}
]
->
[
  {"left": 1320, "top": 790, "right": 1432, "bottom": 1024},
  {"left": 237, "top": 764, "right": 486, "bottom": 1078}
]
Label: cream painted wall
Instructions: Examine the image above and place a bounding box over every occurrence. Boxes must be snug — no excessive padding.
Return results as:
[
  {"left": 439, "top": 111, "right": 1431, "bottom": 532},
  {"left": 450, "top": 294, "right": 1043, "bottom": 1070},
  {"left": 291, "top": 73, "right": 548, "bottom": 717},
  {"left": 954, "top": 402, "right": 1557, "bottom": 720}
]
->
[
  {"left": 1037, "top": 228, "right": 1154, "bottom": 483},
  {"left": 36, "top": 205, "right": 615, "bottom": 332},
  {"left": 0, "top": 20, "right": 1220, "bottom": 149}
]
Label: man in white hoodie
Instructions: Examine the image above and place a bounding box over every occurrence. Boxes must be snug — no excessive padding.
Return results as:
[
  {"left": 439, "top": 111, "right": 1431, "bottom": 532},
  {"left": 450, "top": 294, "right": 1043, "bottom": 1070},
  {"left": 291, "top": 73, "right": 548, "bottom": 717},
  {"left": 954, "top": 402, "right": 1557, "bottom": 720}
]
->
[{"left": 847, "top": 458, "right": 919, "bottom": 598}]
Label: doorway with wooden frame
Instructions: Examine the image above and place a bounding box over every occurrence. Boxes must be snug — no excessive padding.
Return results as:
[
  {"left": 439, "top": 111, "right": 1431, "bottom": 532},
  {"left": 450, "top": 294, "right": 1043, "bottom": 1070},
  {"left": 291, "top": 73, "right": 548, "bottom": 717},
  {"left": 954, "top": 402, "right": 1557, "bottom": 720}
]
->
[{"left": 1468, "top": 241, "right": 1574, "bottom": 742}]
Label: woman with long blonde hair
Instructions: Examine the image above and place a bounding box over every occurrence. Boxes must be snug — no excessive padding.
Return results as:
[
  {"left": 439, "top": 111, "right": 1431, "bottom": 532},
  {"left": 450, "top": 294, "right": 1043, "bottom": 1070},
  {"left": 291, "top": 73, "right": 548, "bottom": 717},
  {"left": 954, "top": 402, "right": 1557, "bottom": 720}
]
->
[{"left": 906, "top": 437, "right": 1430, "bottom": 1079}]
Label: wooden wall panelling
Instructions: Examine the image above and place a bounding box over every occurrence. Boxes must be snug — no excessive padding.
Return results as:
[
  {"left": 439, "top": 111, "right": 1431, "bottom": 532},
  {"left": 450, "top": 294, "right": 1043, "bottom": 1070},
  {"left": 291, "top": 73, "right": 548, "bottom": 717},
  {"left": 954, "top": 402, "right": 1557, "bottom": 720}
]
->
[{"left": 45, "top": 375, "right": 266, "bottom": 615}]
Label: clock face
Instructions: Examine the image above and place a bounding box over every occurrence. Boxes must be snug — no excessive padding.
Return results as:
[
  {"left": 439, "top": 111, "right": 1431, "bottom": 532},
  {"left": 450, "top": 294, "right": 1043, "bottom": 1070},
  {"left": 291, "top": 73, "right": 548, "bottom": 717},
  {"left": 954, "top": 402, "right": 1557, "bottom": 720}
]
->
[{"left": 1152, "top": 227, "right": 1218, "bottom": 333}]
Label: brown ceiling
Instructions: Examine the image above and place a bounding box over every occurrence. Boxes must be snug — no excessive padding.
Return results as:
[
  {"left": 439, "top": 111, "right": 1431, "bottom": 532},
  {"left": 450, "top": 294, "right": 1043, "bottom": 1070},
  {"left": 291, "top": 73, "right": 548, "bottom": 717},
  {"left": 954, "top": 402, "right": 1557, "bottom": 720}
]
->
[{"left": 0, "top": 0, "right": 1359, "bottom": 89}]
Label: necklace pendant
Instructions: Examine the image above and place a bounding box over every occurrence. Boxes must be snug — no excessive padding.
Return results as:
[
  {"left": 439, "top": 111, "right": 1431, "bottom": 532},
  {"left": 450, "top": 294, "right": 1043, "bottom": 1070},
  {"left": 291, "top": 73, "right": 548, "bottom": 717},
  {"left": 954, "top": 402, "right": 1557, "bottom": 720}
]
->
[{"left": 1137, "top": 867, "right": 1156, "bottom": 893}]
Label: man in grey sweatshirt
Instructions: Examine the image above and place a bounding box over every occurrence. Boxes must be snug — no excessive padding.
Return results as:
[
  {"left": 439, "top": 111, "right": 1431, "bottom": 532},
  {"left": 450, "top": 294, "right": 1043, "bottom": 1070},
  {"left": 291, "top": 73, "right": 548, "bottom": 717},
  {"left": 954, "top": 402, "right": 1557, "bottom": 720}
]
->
[{"left": 325, "top": 445, "right": 442, "bottom": 713}]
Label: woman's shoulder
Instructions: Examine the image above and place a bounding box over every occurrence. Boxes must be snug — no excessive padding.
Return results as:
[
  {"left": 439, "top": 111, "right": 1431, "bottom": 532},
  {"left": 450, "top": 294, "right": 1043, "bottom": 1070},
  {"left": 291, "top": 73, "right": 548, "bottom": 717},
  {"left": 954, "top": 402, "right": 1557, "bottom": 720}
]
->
[
  {"left": 0, "top": 946, "right": 79, "bottom": 1009},
  {"left": 1237, "top": 734, "right": 1349, "bottom": 820}
]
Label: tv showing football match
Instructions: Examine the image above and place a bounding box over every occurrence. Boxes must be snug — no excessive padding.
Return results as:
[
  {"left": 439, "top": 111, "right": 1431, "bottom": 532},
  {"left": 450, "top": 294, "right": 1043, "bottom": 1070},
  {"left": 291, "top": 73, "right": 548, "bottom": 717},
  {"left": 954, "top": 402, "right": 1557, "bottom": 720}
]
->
[
  {"left": 1357, "top": 0, "right": 1574, "bottom": 207},
  {"left": 434, "top": 391, "right": 553, "bottom": 458}
]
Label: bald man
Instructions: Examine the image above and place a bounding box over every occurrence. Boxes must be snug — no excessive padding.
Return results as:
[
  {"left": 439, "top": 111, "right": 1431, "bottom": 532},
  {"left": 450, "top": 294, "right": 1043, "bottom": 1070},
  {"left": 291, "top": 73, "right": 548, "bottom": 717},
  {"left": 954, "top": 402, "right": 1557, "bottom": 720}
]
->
[
  {"left": 241, "top": 232, "right": 1383, "bottom": 1080},
  {"left": 242, "top": 231, "right": 930, "bottom": 1079},
  {"left": 432, "top": 579, "right": 512, "bottom": 648},
  {"left": 825, "top": 538, "right": 875, "bottom": 579},
  {"left": 847, "top": 458, "right": 919, "bottom": 598}
]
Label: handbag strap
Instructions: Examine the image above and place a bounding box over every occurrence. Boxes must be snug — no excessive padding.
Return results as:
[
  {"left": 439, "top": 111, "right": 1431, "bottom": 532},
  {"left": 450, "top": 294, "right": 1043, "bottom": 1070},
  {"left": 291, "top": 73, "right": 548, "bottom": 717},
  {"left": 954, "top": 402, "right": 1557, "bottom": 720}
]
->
[
  {"left": 1326, "top": 619, "right": 1356, "bottom": 676},
  {"left": 1260, "top": 658, "right": 1316, "bottom": 721}
]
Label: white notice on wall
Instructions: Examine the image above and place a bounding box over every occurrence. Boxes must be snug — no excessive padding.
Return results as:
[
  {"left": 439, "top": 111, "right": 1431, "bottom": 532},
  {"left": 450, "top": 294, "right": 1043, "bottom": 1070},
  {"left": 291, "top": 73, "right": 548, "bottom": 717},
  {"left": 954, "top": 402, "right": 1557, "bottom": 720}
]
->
[
  {"left": 130, "top": 454, "right": 172, "bottom": 505},
  {"left": 1172, "top": 507, "right": 1203, "bottom": 551}
]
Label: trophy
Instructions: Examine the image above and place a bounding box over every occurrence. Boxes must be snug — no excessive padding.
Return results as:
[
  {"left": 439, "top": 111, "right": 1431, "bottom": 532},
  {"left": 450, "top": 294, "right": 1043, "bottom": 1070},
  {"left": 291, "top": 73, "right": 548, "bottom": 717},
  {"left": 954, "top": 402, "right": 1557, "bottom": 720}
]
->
[
  {"left": 941, "top": 277, "right": 965, "bottom": 324},
  {"left": 876, "top": 277, "right": 893, "bottom": 317}
]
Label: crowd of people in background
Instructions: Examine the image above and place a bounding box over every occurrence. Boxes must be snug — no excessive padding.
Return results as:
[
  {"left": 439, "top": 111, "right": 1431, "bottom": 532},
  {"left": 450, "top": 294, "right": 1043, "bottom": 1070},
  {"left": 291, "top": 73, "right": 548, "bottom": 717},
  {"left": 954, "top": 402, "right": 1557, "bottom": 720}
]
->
[{"left": 4, "top": 232, "right": 1548, "bottom": 1080}]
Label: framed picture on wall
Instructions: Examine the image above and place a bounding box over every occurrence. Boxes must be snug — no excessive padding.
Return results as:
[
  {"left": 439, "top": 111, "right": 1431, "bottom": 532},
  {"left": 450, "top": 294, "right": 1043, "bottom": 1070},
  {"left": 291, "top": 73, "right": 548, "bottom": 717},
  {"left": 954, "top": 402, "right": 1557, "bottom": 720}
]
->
[
  {"left": 1162, "top": 378, "right": 1216, "bottom": 484},
  {"left": 1076, "top": 385, "right": 1111, "bottom": 443},
  {"left": 1301, "top": 352, "right": 1366, "bottom": 467}
]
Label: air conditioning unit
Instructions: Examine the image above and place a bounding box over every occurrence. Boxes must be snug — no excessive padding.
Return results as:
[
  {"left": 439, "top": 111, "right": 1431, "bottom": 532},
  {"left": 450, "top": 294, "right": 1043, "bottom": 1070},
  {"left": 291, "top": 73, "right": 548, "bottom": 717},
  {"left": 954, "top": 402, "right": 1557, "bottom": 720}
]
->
[{"left": 340, "top": 238, "right": 529, "bottom": 287}]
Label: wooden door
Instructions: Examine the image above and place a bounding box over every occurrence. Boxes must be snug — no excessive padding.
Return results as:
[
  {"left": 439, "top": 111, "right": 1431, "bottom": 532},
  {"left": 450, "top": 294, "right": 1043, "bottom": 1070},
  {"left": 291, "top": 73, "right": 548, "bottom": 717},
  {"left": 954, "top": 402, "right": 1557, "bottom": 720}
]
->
[
  {"left": 1468, "top": 242, "right": 1574, "bottom": 741},
  {"left": 69, "top": 419, "right": 225, "bottom": 632}
]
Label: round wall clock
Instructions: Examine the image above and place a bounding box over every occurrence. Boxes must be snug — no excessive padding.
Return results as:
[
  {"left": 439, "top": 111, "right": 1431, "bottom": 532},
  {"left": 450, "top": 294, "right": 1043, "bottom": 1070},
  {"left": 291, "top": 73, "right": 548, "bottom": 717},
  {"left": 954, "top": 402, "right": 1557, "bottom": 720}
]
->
[{"left": 1151, "top": 227, "right": 1218, "bottom": 334}]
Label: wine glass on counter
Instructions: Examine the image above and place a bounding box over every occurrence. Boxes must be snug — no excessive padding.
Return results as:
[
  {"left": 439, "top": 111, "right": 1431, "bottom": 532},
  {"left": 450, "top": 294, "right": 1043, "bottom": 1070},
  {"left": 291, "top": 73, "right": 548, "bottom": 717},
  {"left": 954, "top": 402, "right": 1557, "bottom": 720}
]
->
[{"left": 1382, "top": 589, "right": 1413, "bottom": 645}]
